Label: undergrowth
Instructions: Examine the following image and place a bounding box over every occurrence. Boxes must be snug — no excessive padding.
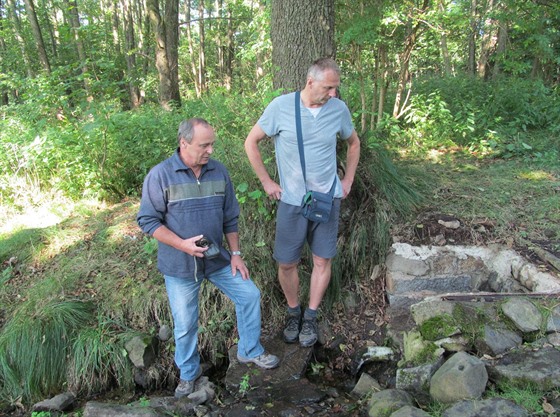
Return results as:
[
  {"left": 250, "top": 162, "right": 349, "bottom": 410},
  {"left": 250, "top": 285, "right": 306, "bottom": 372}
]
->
[{"left": 1, "top": 78, "right": 559, "bottom": 408}]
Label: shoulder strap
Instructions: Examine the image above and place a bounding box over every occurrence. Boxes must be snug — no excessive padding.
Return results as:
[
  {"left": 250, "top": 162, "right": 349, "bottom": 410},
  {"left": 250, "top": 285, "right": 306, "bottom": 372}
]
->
[{"left": 295, "top": 91, "right": 307, "bottom": 185}]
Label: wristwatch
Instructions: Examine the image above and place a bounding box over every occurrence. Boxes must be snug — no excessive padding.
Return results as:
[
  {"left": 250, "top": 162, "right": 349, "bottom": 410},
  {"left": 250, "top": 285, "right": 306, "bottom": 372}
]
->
[{"left": 231, "top": 251, "right": 242, "bottom": 256}]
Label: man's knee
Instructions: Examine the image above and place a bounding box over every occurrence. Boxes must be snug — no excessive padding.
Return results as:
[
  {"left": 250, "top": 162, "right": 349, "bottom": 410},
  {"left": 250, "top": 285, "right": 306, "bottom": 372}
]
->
[{"left": 279, "top": 262, "right": 298, "bottom": 274}]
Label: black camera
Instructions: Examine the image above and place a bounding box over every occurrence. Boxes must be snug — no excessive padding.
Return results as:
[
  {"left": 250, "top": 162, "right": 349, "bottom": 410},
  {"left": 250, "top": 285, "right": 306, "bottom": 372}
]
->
[{"left": 195, "top": 236, "right": 220, "bottom": 259}]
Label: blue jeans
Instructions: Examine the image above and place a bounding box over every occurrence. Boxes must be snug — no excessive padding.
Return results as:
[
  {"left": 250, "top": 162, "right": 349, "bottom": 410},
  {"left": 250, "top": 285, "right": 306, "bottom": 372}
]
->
[{"left": 164, "top": 266, "right": 265, "bottom": 381}]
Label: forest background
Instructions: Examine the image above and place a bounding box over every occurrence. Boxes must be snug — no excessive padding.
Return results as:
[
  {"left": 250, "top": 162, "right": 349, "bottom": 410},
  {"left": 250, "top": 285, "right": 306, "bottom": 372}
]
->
[{"left": 0, "top": 0, "right": 559, "bottom": 412}]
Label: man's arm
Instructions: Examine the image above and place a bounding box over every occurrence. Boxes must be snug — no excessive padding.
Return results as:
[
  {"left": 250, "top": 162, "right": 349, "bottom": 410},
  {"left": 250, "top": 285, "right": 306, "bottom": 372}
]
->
[
  {"left": 340, "top": 130, "right": 361, "bottom": 198},
  {"left": 244, "top": 124, "right": 283, "bottom": 200}
]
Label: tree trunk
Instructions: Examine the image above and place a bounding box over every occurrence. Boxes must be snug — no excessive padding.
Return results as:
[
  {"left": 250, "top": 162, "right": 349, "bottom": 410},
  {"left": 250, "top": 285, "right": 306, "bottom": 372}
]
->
[
  {"left": 224, "top": 7, "right": 233, "bottom": 90},
  {"left": 271, "top": 0, "right": 335, "bottom": 91},
  {"left": 64, "top": 0, "right": 90, "bottom": 93},
  {"left": 375, "top": 44, "right": 389, "bottom": 129},
  {"left": 198, "top": 0, "right": 207, "bottom": 93},
  {"left": 164, "top": 0, "right": 180, "bottom": 101},
  {"left": 467, "top": 0, "right": 477, "bottom": 74},
  {"left": 122, "top": 0, "right": 142, "bottom": 108},
  {"left": 439, "top": 0, "right": 452, "bottom": 76},
  {"left": 23, "top": 0, "right": 51, "bottom": 74},
  {"left": 477, "top": 0, "right": 495, "bottom": 79},
  {"left": 184, "top": 0, "right": 200, "bottom": 96},
  {"left": 7, "top": 0, "right": 34, "bottom": 77},
  {"left": 147, "top": 0, "right": 181, "bottom": 109},
  {"left": 491, "top": 20, "right": 507, "bottom": 79},
  {"left": 393, "top": 0, "right": 430, "bottom": 118}
]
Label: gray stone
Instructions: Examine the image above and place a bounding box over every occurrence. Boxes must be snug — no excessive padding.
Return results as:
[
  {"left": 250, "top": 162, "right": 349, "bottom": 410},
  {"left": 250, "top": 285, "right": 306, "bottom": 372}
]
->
[
  {"left": 390, "top": 405, "right": 432, "bottom": 417},
  {"left": 410, "top": 300, "right": 456, "bottom": 326},
  {"left": 548, "top": 332, "right": 560, "bottom": 346},
  {"left": 368, "top": 389, "right": 413, "bottom": 417},
  {"left": 442, "top": 398, "right": 528, "bottom": 417},
  {"left": 546, "top": 305, "right": 560, "bottom": 332},
  {"left": 475, "top": 324, "right": 522, "bottom": 356},
  {"left": 32, "top": 392, "right": 76, "bottom": 412},
  {"left": 158, "top": 324, "right": 172, "bottom": 341},
  {"left": 429, "top": 352, "right": 488, "bottom": 403},
  {"left": 501, "top": 298, "right": 543, "bottom": 333},
  {"left": 487, "top": 346, "right": 560, "bottom": 389},
  {"left": 125, "top": 335, "right": 158, "bottom": 368},
  {"left": 83, "top": 401, "right": 167, "bottom": 417},
  {"left": 351, "top": 372, "right": 381, "bottom": 398},
  {"left": 396, "top": 363, "right": 439, "bottom": 405}
]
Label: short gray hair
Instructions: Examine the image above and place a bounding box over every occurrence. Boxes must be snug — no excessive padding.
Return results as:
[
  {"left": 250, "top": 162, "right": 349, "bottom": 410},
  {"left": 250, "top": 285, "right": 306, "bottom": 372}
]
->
[
  {"left": 177, "top": 118, "right": 211, "bottom": 145},
  {"left": 307, "top": 58, "right": 341, "bottom": 82}
]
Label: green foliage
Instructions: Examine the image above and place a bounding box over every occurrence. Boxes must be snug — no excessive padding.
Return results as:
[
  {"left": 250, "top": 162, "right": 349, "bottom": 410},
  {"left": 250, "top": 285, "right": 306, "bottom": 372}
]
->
[
  {"left": 0, "top": 300, "right": 94, "bottom": 403},
  {"left": 238, "top": 372, "right": 251, "bottom": 396},
  {"left": 397, "top": 76, "right": 560, "bottom": 156},
  {"left": 486, "top": 381, "right": 546, "bottom": 414},
  {"left": 68, "top": 317, "right": 136, "bottom": 396}
]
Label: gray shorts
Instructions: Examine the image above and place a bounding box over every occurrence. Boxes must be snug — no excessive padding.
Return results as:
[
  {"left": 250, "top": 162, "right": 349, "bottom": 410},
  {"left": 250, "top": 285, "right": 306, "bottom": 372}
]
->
[{"left": 273, "top": 199, "right": 341, "bottom": 264}]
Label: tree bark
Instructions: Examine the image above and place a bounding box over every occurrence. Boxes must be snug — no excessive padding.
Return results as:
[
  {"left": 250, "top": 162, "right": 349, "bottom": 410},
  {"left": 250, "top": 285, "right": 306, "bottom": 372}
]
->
[
  {"left": 63, "top": 0, "right": 90, "bottom": 93},
  {"left": 7, "top": 0, "right": 34, "bottom": 77},
  {"left": 23, "top": 0, "right": 51, "bottom": 74},
  {"left": 183, "top": 0, "right": 200, "bottom": 96},
  {"left": 122, "top": 0, "right": 142, "bottom": 108},
  {"left": 197, "top": 0, "right": 207, "bottom": 93},
  {"left": 165, "top": 0, "right": 180, "bottom": 100},
  {"left": 147, "top": 0, "right": 181, "bottom": 109},
  {"left": 477, "top": 0, "right": 496, "bottom": 79},
  {"left": 467, "top": 0, "right": 477, "bottom": 74},
  {"left": 271, "top": 0, "right": 335, "bottom": 92}
]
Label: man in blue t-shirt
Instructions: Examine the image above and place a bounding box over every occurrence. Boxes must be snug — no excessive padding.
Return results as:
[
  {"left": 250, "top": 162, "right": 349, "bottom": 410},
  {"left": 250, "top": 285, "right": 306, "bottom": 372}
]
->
[{"left": 245, "top": 58, "right": 361, "bottom": 347}]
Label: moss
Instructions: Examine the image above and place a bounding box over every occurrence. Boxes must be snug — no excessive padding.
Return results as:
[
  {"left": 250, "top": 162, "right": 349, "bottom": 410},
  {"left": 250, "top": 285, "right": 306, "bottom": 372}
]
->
[
  {"left": 419, "top": 314, "right": 458, "bottom": 341},
  {"left": 452, "top": 303, "right": 487, "bottom": 342},
  {"left": 402, "top": 330, "right": 441, "bottom": 366}
]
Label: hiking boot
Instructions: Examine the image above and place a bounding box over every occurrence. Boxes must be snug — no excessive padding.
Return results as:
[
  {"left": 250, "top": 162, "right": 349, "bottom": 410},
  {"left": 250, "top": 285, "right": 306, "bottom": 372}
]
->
[
  {"left": 237, "top": 352, "right": 280, "bottom": 369},
  {"left": 174, "top": 367, "right": 203, "bottom": 398},
  {"left": 283, "top": 311, "right": 302, "bottom": 343},
  {"left": 299, "top": 317, "right": 318, "bottom": 347}
]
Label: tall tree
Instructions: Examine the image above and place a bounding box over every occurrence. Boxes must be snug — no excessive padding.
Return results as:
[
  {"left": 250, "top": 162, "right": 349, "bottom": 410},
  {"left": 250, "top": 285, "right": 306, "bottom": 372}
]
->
[
  {"left": 122, "top": 0, "right": 142, "bottom": 108},
  {"left": 22, "top": 0, "right": 51, "bottom": 73},
  {"left": 271, "top": 0, "right": 335, "bottom": 91},
  {"left": 392, "top": 0, "right": 431, "bottom": 118},
  {"left": 63, "top": 0, "right": 89, "bottom": 92},
  {"left": 197, "top": 0, "right": 207, "bottom": 93},
  {"left": 147, "top": 0, "right": 181, "bottom": 109},
  {"left": 7, "top": 0, "right": 34, "bottom": 77}
]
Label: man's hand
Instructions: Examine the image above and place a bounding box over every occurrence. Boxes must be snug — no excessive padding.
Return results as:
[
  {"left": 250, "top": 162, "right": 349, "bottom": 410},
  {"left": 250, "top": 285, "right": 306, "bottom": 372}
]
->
[
  {"left": 231, "top": 256, "right": 249, "bottom": 280},
  {"left": 263, "top": 178, "right": 283, "bottom": 200},
  {"left": 186, "top": 234, "right": 208, "bottom": 258}
]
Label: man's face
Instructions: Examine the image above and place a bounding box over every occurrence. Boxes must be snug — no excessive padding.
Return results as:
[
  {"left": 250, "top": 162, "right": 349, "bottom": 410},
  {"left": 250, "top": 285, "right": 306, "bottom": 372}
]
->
[
  {"left": 307, "top": 69, "right": 340, "bottom": 107},
  {"left": 180, "top": 124, "right": 216, "bottom": 169}
]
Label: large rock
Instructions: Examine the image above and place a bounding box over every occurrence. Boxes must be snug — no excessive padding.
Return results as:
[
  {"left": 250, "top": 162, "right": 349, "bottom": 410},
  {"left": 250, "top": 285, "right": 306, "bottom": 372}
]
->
[
  {"left": 486, "top": 346, "right": 560, "bottom": 389},
  {"left": 368, "top": 389, "right": 413, "bottom": 417},
  {"left": 429, "top": 352, "right": 487, "bottom": 403},
  {"left": 442, "top": 398, "right": 528, "bottom": 417}
]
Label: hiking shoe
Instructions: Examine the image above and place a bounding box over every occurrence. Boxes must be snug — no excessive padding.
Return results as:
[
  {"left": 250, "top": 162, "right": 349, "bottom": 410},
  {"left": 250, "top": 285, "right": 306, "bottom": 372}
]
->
[
  {"left": 174, "top": 367, "right": 202, "bottom": 398},
  {"left": 299, "top": 317, "right": 318, "bottom": 347},
  {"left": 237, "top": 352, "right": 280, "bottom": 369},
  {"left": 283, "top": 312, "right": 302, "bottom": 343}
]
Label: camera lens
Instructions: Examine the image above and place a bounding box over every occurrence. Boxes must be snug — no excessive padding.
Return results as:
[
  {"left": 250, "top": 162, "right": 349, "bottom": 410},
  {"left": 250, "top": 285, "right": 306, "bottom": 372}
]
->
[{"left": 195, "top": 237, "right": 209, "bottom": 247}]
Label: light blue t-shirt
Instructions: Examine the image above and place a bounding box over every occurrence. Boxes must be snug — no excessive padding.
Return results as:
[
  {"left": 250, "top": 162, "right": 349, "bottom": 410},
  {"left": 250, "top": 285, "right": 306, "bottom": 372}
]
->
[{"left": 257, "top": 92, "right": 354, "bottom": 206}]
